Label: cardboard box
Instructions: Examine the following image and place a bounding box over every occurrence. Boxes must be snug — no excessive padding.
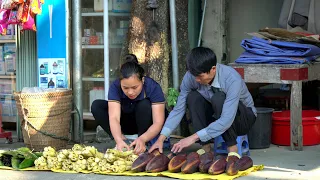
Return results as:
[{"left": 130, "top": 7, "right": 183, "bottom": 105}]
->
[
  {"left": 11, "top": 100, "right": 16, "bottom": 115},
  {"left": 0, "top": 100, "right": 17, "bottom": 123},
  {"left": 4, "top": 53, "right": 15, "bottom": 75},
  {"left": 6, "top": 25, "right": 15, "bottom": 36},
  {"left": 89, "top": 36, "right": 99, "bottom": 45},
  {"left": 82, "top": 37, "right": 90, "bottom": 45},
  {"left": 0, "top": 100, "right": 12, "bottom": 116},
  {"left": 0, "top": 45, "right": 3, "bottom": 57},
  {"left": 116, "top": 28, "right": 128, "bottom": 36},
  {"left": 4, "top": 43, "right": 16, "bottom": 54},
  {"left": 120, "top": 21, "right": 129, "bottom": 28},
  {"left": 94, "top": 0, "right": 104, "bottom": 12},
  {"left": 0, "top": 80, "right": 14, "bottom": 94},
  {"left": 0, "top": 61, "right": 5, "bottom": 75},
  {"left": 84, "top": 28, "right": 96, "bottom": 37}
]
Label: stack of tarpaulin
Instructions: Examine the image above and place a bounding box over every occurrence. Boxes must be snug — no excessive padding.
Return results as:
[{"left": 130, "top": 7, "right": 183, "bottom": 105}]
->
[
  {"left": 0, "top": 0, "right": 45, "bottom": 35},
  {"left": 236, "top": 0, "right": 320, "bottom": 64},
  {"left": 235, "top": 28, "right": 320, "bottom": 64}
]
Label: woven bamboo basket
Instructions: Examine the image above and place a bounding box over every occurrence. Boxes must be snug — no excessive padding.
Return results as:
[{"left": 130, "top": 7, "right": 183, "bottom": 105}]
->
[{"left": 14, "top": 90, "right": 73, "bottom": 151}]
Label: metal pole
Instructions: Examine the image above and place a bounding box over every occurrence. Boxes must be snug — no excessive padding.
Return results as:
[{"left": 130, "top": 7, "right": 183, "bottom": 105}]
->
[
  {"left": 169, "top": 0, "right": 179, "bottom": 90},
  {"left": 15, "top": 25, "right": 22, "bottom": 142},
  {"left": 198, "top": 0, "right": 207, "bottom": 47},
  {"left": 66, "top": 0, "right": 72, "bottom": 88},
  {"left": 104, "top": 0, "right": 109, "bottom": 99},
  {"left": 72, "top": 0, "right": 83, "bottom": 143}
]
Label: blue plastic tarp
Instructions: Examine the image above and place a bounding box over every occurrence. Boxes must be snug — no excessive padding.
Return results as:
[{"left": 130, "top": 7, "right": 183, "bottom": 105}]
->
[
  {"left": 235, "top": 37, "right": 320, "bottom": 64},
  {"left": 241, "top": 37, "right": 320, "bottom": 57},
  {"left": 235, "top": 52, "right": 318, "bottom": 64}
]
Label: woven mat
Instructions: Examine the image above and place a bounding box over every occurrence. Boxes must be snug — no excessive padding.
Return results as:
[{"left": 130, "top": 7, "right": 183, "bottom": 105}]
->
[{"left": 0, "top": 165, "right": 264, "bottom": 180}]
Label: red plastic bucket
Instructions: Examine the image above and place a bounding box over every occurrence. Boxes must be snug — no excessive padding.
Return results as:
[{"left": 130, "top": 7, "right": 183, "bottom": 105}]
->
[{"left": 272, "top": 110, "right": 320, "bottom": 146}]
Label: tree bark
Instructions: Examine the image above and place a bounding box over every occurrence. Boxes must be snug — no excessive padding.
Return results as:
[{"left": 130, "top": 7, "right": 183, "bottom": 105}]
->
[
  {"left": 121, "top": 0, "right": 170, "bottom": 94},
  {"left": 175, "top": 0, "right": 189, "bottom": 84},
  {"left": 121, "top": 0, "right": 190, "bottom": 136}
]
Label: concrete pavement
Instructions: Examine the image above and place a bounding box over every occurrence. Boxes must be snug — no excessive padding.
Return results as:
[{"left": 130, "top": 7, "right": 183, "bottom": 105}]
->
[{"left": 1, "top": 138, "right": 320, "bottom": 180}]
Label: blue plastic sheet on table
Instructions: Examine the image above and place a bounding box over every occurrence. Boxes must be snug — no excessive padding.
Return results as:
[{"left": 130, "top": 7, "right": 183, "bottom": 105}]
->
[
  {"left": 240, "top": 37, "right": 320, "bottom": 57},
  {"left": 235, "top": 51, "right": 319, "bottom": 64}
]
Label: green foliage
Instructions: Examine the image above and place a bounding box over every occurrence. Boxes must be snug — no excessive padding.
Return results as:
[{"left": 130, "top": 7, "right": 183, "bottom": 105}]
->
[
  {"left": 167, "top": 88, "right": 179, "bottom": 108},
  {"left": 0, "top": 147, "right": 39, "bottom": 169},
  {"left": 11, "top": 157, "right": 20, "bottom": 169}
]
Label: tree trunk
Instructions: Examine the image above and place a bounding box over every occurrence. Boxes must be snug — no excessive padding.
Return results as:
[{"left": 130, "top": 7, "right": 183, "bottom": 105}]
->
[
  {"left": 121, "top": 0, "right": 190, "bottom": 136},
  {"left": 175, "top": 0, "right": 189, "bottom": 84},
  {"left": 121, "top": 0, "right": 170, "bottom": 94}
]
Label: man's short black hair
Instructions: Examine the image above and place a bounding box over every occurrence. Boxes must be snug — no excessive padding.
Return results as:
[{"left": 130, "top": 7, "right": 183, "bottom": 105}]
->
[{"left": 186, "top": 47, "right": 217, "bottom": 76}]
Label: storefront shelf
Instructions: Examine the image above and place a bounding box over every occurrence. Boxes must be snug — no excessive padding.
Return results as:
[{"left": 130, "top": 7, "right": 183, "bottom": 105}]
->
[
  {"left": 83, "top": 111, "right": 94, "bottom": 120},
  {"left": 82, "top": 44, "right": 122, "bottom": 49},
  {"left": 82, "top": 45, "right": 104, "bottom": 49},
  {"left": 82, "top": 77, "right": 104, "bottom": 82},
  {"left": 1, "top": 116, "right": 16, "bottom": 122},
  {"left": 0, "top": 39, "right": 15, "bottom": 43},
  {"left": 82, "top": 77, "right": 117, "bottom": 82},
  {"left": 82, "top": 12, "right": 130, "bottom": 17},
  {"left": 0, "top": 75, "right": 16, "bottom": 79}
]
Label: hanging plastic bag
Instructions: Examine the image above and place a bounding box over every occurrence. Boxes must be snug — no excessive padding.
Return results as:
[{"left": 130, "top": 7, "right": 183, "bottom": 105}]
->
[
  {"left": 20, "top": 11, "right": 36, "bottom": 31},
  {"left": 1, "top": 0, "right": 18, "bottom": 9},
  {"left": 7, "top": 10, "right": 18, "bottom": 25},
  {"left": 12, "top": 0, "right": 24, "bottom": 4},
  {"left": 0, "top": 21, "right": 9, "bottom": 35},
  {"left": 30, "top": 0, "right": 42, "bottom": 15},
  {"left": 0, "top": 9, "right": 10, "bottom": 24},
  {"left": 17, "top": 2, "right": 29, "bottom": 23}
]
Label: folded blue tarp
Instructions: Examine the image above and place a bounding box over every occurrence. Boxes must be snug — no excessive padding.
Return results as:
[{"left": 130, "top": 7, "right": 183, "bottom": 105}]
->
[
  {"left": 241, "top": 37, "right": 320, "bottom": 57},
  {"left": 235, "top": 52, "right": 318, "bottom": 64},
  {"left": 235, "top": 37, "right": 320, "bottom": 64}
]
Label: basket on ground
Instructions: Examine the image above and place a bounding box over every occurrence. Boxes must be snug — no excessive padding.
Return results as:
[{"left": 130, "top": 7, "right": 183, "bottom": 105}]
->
[{"left": 14, "top": 89, "right": 73, "bottom": 151}]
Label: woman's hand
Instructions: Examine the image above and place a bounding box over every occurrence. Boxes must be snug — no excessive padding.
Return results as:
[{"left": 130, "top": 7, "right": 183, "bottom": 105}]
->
[
  {"left": 130, "top": 138, "right": 147, "bottom": 155},
  {"left": 116, "top": 140, "right": 131, "bottom": 152}
]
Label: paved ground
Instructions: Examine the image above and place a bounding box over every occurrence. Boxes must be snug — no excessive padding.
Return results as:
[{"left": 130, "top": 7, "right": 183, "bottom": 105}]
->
[{"left": 1, "top": 137, "right": 320, "bottom": 180}]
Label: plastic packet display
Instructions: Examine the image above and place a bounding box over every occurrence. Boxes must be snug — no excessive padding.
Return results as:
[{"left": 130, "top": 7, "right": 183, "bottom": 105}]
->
[
  {"left": 12, "top": 0, "right": 23, "bottom": 3},
  {"left": 20, "top": 12, "right": 36, "bottom": 31},
  {"left": 0, "top": 21, "right": 8, "bottom": 35},
  {"left": 1, "top": 0, "right": 17, "bottom": 9},
  {"left": 17, "top": 2, "right": 29, "bottom": 23},
  {"left": 30, "top": 0, "right": 41, "bottom": 15},
  {"left": 7, "top": 10, "right": 18, "bottom": 24},
  {"left": 0, "top": 9, "right": 10, "bottom": 24}
]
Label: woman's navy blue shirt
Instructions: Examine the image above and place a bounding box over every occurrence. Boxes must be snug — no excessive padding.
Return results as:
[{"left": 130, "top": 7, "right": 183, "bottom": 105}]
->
[{"left": 108, "top": 77, "right": 165, "bottom": 113}]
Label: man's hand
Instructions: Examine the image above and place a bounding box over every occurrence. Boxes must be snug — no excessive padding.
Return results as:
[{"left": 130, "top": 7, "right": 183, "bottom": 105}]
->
[
  {"left": 115, "top": 140, "right": 130, "bottom": 152},
  {"left": 148, "top": 140, "right": 164, "bottom": 153},
  {"left": 171, "top": 134, "right": 199, "bottom": 153},
  {"left": 130, "top": 138, "right": 146, "bottom": 155},
  {"left": 148, "top": 135, "right": 167, "bottom": 153}
]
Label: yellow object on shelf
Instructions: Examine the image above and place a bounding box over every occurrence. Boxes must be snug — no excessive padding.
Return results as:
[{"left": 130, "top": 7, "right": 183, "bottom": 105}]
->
[{"left": 92, "top": 68, "right": 104, "bottom": 78}]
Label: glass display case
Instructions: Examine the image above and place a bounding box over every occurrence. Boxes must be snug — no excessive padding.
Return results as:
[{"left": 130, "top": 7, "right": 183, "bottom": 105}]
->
[
  {"left": 0, "top": 25, "right": 17, "bottom": 123},
  {"left": 81, "top": 0, "right": 131, "bottom": 120}
]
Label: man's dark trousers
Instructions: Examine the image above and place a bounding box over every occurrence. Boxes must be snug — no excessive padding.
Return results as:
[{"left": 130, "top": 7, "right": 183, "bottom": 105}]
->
[{"left": 187, "top": 90, "right": 256, "bottom": 147}]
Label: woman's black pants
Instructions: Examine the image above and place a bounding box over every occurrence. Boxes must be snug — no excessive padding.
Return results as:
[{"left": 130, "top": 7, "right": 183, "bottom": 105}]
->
[{"left": 91, "top": 99, "right": 154, "bottom": 138}]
